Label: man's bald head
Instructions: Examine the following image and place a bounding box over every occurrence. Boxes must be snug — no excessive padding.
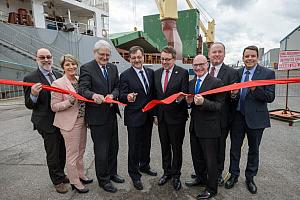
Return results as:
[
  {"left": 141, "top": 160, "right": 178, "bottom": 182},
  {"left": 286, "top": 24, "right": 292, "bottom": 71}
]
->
[{"left": 192, "top": 54, "right": 209, "bottom": 77}]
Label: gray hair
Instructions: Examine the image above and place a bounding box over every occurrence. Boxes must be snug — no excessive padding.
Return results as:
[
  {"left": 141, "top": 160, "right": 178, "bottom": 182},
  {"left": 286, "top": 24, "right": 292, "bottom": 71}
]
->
[{"left": 93, "top": 40, "right": 112, "bottom": 52}]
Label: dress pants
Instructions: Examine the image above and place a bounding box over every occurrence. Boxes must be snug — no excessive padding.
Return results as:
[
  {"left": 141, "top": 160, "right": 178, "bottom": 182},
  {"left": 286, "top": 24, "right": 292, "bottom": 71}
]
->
[
  {"left": 60, "top": 117, "right": 87, "bottom": 186},
  {"left": 217, "top": 126, "right": 230, "bottom": 175},
  {"left": 127, "top": 117, "right": 153, "bottom": 181},
  {"left": 158, "top": 121, "right": 186, "bottom": 178},
  {"left": 37, "top": 128, "right": 66, "bottom": 185},
  {"left": 190, "top": 131, "right": 218, "bottom": 194},
  {"left": 90, "top": 114, "right": 119, "bottom": 185},
  {"left": 229, "top": 112, "right": 264, "bottom": 180}
]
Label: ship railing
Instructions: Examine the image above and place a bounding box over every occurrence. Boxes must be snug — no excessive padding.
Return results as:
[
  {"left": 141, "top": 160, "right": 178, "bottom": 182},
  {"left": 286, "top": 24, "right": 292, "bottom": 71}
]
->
[
  {"left": 0, "top": 22, "right": 64, "bottom": 70},
  {"left": 0, "top": 9, "right": 9, "bottom": 23},
  {"left": 0, "top": 59, "right": 35, "bottom": 99}
]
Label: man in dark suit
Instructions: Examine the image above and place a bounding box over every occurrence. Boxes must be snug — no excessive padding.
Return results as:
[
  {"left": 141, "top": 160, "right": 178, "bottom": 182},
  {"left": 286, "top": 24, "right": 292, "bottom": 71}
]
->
[
  {"left": 23, "top": 48, "right": 68, "bottom": 194},
  {"left": 225, "top": 45, "right": 275, "bottom": 194},
  {"left": 154, "top": 46, "right": 189, "bottom": 191},
  {"left": 208, "top": 42, "right": 239, "bottom": 185},
  {"left": 119, "top": 46, "right": 157, "bottom": 190},
  {"left": 185, "top": 54, "right": 225, "bottom": 199},
  {"left": 78, "top": 40, "right": 124, "bottom": 193}
]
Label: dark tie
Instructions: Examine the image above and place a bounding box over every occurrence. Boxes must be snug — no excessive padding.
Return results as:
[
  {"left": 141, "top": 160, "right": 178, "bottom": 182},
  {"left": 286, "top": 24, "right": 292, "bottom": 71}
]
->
[
  {"left": 47, "top": 72, "right": 55, "bottom": 84},
  {"left": 163, "top": 69, "right": 169, "bottom": 92},
  {"left": 102, "top": 66, "right": 108, "bottom": 80},
  {"left": 240, "top": 70, "right": 250, "bottom": 115},
  {"left": 194, "top": 78, "right": 201, "bottom": 94},
  {"left": 139, "top": 70, "right": 149, "bottom": 93},
  {"left": 210, "top": 66, "right": 216, "bottom": 77}
]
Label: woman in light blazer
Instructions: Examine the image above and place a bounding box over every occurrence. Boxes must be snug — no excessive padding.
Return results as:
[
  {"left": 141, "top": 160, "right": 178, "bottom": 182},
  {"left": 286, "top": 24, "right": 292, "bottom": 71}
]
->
[{"left": 51, "top": 54, "right": 92, "bottom": 193}]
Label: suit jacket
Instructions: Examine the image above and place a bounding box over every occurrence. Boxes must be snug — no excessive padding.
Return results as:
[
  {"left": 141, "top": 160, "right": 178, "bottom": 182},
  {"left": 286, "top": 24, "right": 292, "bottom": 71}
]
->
[
  {"left": 23, "top": 68, "right": 62, "bottom": 133},
  {"left": 236, "top": 65, "right": 275, "bottom": 129},
  {"left": 119, "top": 67, "right": 154, "bottom": 127},
  {"left": 51, "top": 75, "right": 81, "bottom": 131},
  {"left": 216, "top": 63, "right": 239, "bottom": 128},
  {"left": 78, "top": 60, "right": 120, "bottom": 126},
  {"left": 189, "top": 74, "right": 225, "bottom": 138},
  {"left": 154, "top": 65, "right": 189, "bottom": 124}
]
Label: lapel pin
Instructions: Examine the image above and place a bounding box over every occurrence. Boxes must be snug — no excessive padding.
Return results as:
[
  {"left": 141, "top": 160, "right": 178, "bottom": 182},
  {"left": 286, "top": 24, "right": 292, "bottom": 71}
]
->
[{"left": 175, "top": 71, "right": 178, "bottom": 74}]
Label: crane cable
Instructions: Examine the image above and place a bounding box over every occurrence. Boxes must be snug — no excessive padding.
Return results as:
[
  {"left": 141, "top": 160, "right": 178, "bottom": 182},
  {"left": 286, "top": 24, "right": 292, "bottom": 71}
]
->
[{"left": 133, "top": 0, "right": 137, "bottom": 31}]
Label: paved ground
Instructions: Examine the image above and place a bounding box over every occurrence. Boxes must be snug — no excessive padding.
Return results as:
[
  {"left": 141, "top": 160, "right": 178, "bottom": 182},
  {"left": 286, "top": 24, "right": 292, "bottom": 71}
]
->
[{"left": 0, "top": 93, "right": 299, "bottom": 200}]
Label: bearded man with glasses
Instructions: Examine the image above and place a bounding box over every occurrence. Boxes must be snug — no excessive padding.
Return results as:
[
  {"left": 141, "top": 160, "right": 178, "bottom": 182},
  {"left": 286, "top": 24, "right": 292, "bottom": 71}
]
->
[{"left": 23, "top": 48, "right": 68, "bottom": 194}]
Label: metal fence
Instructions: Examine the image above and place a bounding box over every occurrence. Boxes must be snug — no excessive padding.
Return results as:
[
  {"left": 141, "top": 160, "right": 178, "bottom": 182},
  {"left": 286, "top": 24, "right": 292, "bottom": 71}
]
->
[{"left": 0, "top": 60, "right": 35, "bottom": 99}]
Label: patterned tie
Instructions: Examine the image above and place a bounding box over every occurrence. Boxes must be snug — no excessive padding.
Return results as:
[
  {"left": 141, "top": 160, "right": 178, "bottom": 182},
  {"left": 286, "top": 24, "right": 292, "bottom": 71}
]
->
[
  {"left": 163, "top": 69, "right": 169, "bottom": 92},
  {"left": 139, "top": 70, "right": 149, "bottom": 93},
  {"left": 102, "top": 66, "right": 108, "bottom": 80},
  {"left": 47, "top": 72, "right": 55, "bottom": 84},
  {"left": 194, "top": 78, "right": 201, "bottom": 94},
  {"left": 210, "top": 66, "right": 216, "bottom": 77},
  {"left": 240, "top": 70, "right": 250, "bottom": 115}
]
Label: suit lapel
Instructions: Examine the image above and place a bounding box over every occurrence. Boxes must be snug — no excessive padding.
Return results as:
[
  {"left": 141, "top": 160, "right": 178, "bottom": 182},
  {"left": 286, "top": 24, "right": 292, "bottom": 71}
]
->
[
  {"left": 217, "top": 64, "right": 226, "bottom": 80},
  {"left": 165, "top": 65, "right": 178, "bottom": 92},
  {"left": 156, "top": 68, "right": 163, "bottom": 94},
  {"left": 93, "top": 60, "right": 109, "bottom": 90},
  {"left": 37, "top": 69, "right": 51, "bottom": 85},
  {"left": 130, "top": 67, "right": 146, "bottom": 94},
  {"left": 63, "top": 75, "right": 76, "bottom": 92},
  {"left": 190, "top": 78, "right": 196, "bottom": 94},
  {"left": 251, "top": 65, "right": 262, "bottom": 80},
  {"left": 199, "top": 74, "right": 211, "bottom": 93}
]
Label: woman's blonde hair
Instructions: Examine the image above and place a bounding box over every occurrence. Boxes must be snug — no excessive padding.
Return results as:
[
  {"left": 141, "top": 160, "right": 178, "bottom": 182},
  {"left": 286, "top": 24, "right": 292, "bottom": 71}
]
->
[{"left": 60, "top": 54, "right": 79, "bottom": 69}]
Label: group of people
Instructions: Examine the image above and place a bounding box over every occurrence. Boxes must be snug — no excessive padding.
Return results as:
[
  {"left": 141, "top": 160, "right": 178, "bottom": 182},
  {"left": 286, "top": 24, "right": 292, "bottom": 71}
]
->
[{"left": 23, "top": 40, "right": 275, "bottom": 199}]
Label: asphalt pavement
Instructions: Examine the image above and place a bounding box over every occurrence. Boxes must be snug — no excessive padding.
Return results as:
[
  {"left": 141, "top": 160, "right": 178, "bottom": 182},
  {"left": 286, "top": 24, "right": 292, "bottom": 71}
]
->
[{"left": 0, "top": 95, "right": 299, "bottom": 200}]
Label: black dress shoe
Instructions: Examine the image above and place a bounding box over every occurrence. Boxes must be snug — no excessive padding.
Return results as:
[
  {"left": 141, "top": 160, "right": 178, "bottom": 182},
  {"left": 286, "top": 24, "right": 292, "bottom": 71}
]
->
[
  {"left": 100, "top": 182, "right": 117, "bottom": 193},
  {"left": 191, "top": 173, "right": 197, "bottom": 179},
  {"left": 224, "top": 175, "right": 238, "bottom": 189},
  {"left": 185, "top": 178, "right": 206, "bottom": 187},
  {"left": 246, "top": 179, "right": 257, "bottom": 194},
  {"left": 62, "top": 176, "right": 70, "bottom": 184},
  {"left": 218, "top": 175, "right": 224, "bottom": 186},
  {"left": 172, "top": 178, "right": 182, "bottom": 191},
  {"left": 111, "top": 174, "right": 125, "bottom": 183},
  {"left": 133, "top": 180, "right": 143, "bottom": 190},
  {"left": 80, "top": 178, "right": 93, "bottom": 184},
  {"left": 158, "top": 175, "right": 171, "bottom": 186},
  {"left": 140, "top": 168, "right": 157, "bottom": 176},
  {"left": 71, "top": 184, "right": 89, "bottom": 193},
  {"left": 196, "top": 190, "right": 216, "bottom": 199}
]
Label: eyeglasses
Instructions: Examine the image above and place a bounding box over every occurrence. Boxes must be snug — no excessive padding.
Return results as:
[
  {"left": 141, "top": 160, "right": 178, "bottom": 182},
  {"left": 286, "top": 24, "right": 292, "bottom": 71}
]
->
[
  {"left": 38, "top": 55, "right": 52, "bottom": 60},
  {"left": 193, "top": 62, "right": 207, "bottom": 67},
  {"left": 161, "top": 57, "right": 173, "bottom": 62}
]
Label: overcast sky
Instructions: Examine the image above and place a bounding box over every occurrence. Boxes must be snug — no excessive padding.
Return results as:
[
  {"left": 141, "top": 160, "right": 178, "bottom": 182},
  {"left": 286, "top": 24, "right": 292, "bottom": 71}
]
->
[{"left": 109, "top": 0, "right": 300, "bottom": 64}]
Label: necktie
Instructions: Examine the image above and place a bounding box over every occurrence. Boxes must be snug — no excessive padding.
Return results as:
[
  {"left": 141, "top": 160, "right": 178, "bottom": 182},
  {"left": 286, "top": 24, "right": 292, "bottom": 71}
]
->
[
  {"left": 240, "top": 70, "right": 250, "bottom": 115},
  {"left": 163, "top": 69, "right": 169, "bottom": 92},
  {"left": 139, "top": 70, "right": 149, "bottom": 93},
  {"left": 210, "top": 66, "right": 216, "bottom": 77},
  {"left": 47, "top": 72, "right": 55, "bottom": 84},
  {"left": 102, "top": 66, "right": 108, "bottom": 80},
  {"left": 194, "top": 78, "right": 201, "bottom": 94}
]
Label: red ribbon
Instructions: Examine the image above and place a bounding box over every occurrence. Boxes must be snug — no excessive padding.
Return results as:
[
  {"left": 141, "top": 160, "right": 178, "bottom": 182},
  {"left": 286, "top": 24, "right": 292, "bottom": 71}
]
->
[
  {"left": 0, "top": 79, "right": 127, "bottom": 106},
  {"left": 142, "top": 77, "right": 300, "bottom": 112}
]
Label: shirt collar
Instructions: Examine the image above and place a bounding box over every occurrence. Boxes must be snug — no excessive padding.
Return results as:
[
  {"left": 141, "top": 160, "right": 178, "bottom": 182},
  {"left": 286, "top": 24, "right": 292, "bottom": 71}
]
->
[
  {"left": 210, "top": 63, "right": 222, "bottom": 70},
  {"left": 243, "top": 64, "right": 257, "bottom": 75},
  {"left": 197, "top": 72, "right": 208, "bottom": 81},
  {"left": 39, "top": 65, "right": 52, "bottom": 76},
  {"left": 132, "top": 66, "right": 145, "bottom": 74}
]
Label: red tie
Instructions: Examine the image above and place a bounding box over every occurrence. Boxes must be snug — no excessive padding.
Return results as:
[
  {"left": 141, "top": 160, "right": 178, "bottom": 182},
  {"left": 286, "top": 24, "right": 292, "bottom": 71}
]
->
[
  {"left": 163, "top": 69, "right": 169, "bottom": 92},
  {"left": 210, "top": 66, "right": 216, "bottom": 77}
]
